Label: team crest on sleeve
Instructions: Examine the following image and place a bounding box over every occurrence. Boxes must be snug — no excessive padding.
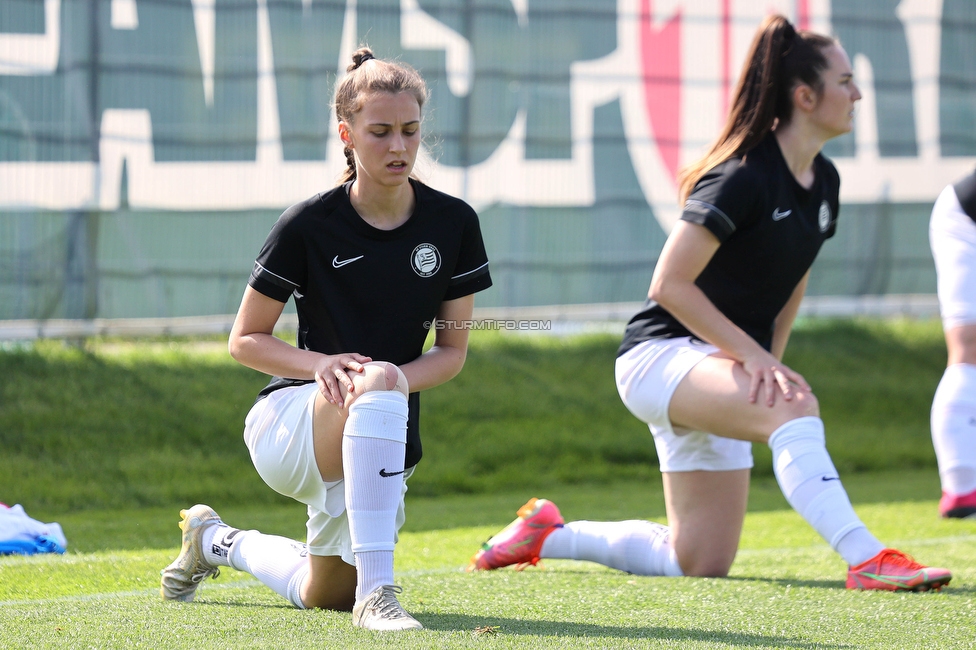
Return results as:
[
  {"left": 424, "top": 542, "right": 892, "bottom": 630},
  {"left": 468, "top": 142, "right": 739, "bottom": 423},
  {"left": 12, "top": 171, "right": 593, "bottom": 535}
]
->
[
  {"left": 818, "top": 200, "right": 832, "bottom": 233},
  {"left": 411, "top": 243, "right": 441, "bottom": 277}
]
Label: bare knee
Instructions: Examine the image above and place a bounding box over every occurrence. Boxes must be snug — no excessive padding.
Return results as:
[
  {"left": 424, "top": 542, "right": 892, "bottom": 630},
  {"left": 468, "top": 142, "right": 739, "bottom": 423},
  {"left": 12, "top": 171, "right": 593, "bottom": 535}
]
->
[
  {"left": 302, "top": 590, "right": 355, "bottom": 611},
  {"left": 788, "top": 390, "right": 820, "bottom": 419},
  {"left": 353, "top": 362, "right": 409, "bottom": 397},
  {"left": 665, "top": 470, "right": 747, "bottom": 578},
  {"left": 757, "top": 390, "right": 820, "bottom": 443},
  {"left": 301, "top": 556, "right": 356, "bottom": 611},
  {"left": 673, "top": 540, "right": 736, "bottom": 578},
  {"left": 680, "top": 559, "right": 732, "bottom": 578}
]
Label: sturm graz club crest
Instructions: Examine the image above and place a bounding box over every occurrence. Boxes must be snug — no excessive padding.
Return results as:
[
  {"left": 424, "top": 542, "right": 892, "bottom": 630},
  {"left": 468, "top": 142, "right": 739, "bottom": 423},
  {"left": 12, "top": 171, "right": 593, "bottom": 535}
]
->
[{"left": 411, "top": 243, "right": 441, "bottom": 277}]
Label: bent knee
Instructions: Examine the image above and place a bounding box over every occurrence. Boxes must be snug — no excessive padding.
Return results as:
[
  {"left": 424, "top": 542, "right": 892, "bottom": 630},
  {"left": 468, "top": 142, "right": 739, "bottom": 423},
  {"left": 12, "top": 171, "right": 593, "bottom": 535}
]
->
[
  {"left": 787, "top": 389, "right": 820, "bottom": 418},
  {"left": 302, "top": 591, "right": 355, "bottom": 612},
  {"left": 765, "top": 389, "right": 819, "bottom": 424},
  {"left": 672, "top": 535, "right": 736, "bottom": 578},
  {"left": 354, "top": 361, "right": 409, "bottom": 397},
  {"left": 680, "top": 558, "right": 732, "bottom": 578},
  {"left": 301, "top": 555, "right": 356, "bottom": 611},
  {"left": 755, "top": 390, "right": 820, "bottom": 443}
]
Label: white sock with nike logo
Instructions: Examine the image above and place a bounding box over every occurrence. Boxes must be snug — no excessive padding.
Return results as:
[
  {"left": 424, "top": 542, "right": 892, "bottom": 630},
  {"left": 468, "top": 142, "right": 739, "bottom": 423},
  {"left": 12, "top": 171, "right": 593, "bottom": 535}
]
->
[
  {"left": 343, "top": 390, "right": 409, "bottom": 602},
  {"left": 769, "top": 416, "right": 884, "bottom": 567}
]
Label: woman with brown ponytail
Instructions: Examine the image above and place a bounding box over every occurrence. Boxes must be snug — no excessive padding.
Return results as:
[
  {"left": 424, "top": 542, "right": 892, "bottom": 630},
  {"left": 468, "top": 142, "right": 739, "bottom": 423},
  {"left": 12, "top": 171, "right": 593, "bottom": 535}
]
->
[
  {"left": 470, "top": 15, "right": 952, "bottom": 592},
  {"left": 159, "top": 47, "right": 492, "bottom": 630}
]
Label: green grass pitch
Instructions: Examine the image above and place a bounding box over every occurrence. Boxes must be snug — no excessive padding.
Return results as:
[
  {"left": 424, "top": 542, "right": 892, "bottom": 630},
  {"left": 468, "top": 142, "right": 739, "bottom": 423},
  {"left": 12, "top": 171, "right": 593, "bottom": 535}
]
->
[
  {"left": 1, "top": 320, "right": 973, "bottom": 647},
  {"left": 2, "top": 474, "right": 974, "bottom": 649}
]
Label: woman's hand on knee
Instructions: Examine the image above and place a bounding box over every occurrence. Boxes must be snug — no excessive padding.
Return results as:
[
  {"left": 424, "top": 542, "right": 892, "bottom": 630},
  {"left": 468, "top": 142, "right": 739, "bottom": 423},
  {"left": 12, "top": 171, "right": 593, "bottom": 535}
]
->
[
  {"left": 342, "top": 362, "right": 409, "bottom": 408},
  {"left": 313, "top": 353, "right": 372, "bottom": 405},
  {"left": 741, "top": 349, "right": 811, "bottom": 407}
]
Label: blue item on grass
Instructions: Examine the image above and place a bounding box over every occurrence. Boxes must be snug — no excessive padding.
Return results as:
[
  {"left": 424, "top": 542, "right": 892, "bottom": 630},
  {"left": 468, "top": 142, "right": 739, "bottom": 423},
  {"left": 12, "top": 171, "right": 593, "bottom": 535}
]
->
[
  {"left": 0, "top": 535, "right": 66, "bottom": 556},
  {"left": 0, "top": 504, "right": 68, "bottom": 556}
]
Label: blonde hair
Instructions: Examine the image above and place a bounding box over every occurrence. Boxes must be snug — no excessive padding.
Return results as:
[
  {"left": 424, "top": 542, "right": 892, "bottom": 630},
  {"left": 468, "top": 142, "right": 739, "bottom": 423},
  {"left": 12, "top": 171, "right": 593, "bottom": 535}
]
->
[{"left": 333, "top": 47, "right": 429, "bottom": 184}]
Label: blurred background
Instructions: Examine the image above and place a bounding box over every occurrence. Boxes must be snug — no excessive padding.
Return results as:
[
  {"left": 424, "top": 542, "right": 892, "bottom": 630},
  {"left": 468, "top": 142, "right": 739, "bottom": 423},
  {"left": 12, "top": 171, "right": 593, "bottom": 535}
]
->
[
  {"left": 0, "top": 0, "right": 968, "bottom": 519},
  {"left": 0, "top": 0, "right": 973, "bottom": 333}
]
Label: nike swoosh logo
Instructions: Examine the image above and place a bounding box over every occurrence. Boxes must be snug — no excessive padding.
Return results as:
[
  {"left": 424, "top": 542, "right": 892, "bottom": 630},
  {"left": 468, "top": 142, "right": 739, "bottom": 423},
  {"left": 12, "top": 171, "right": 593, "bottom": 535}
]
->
[
  {"left": 506, "top": 539, "right": 534, "bottom": 549},
  {"left": 822, "top": 476, "right": 839, "bottom": 482},
  {"left": 379, "top": 468, "right": 405, "bottom": 477},
  {"left": 332, "top": 255, "right": 364, "bottom": 268},
  {"left": 772, "top": 208, "right": 792, "bottom": 221}
]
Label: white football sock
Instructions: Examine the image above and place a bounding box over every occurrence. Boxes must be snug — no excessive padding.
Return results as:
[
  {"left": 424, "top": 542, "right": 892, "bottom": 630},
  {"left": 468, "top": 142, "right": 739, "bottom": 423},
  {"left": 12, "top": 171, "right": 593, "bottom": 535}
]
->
[
  {"left": 201, "top": 523, "right": 240, "bottom": 568},
  {"left": 342, "top": 391, "right": 409, "bottom": 602},
  {"left": 931, "top": 363, "right": 976, "bottom": 495},
  {"left": 768, "top": 417, "right": 884, "bottom": 567},
  {"left": 541, "top": 520, "right": 683, "bottom": 576},
  {"left": 227, "top": 529, "right": 310, "bottom": 609}
]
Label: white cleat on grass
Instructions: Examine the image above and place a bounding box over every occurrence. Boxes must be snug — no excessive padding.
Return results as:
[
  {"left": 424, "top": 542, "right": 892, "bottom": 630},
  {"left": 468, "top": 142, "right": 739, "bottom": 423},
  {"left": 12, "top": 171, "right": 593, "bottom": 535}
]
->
[
  {"left": 160, "top": 504, "right": 222, "bottom": 601},
  {"left": 352, "top": 585, "right": 423, "bottom": 631}
]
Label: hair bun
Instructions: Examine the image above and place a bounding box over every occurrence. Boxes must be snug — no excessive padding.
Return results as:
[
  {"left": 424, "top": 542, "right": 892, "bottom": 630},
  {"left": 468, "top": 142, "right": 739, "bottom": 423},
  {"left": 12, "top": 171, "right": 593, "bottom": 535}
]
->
[{"left": 347, "top": 49, "right": 375, "bottom": 72}]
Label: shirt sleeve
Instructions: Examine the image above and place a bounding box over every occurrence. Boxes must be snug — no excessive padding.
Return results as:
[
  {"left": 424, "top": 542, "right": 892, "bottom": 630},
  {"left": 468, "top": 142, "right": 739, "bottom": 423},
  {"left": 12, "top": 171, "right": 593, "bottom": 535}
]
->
[
  {"left": 952, "top": 167, "right": 976, "bottom": 223},
  {"left": 443, "top": 204, "right": 492, "bottom": 301},
  {"left": 822, "top": 158, "right": 840, "bottom": 239},
  {"left": 680, "top": 161, "right": 763, "bottom": 242},
  {"left": 248, "top": 203, "right": 309, "bottom": 303}
]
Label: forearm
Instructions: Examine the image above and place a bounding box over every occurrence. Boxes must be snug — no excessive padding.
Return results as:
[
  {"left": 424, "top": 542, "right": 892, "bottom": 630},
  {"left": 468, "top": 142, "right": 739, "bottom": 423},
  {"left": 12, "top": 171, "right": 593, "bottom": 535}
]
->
[
  {"left": 770, "top": 272, "right": 808, "bottom": 360},
  {"left": 399, "top": 294, "right": 474, "bottom": 393},
  {"left": 229, "top": 331, "right": 329, "bottom": 380},
  {"left": 649, "top": 221, "right": 765, "bottom": 362},
  {"left": 652, "top": 280, "right": 763, "bottom": 362},
  {"left": 770, "top": 309, "right": 798, "bottom": 361},
  {"left": 229, "top": 286, "right": 345, "bottom": 381},
  {"left": 399, "top": 343, "right": 466, "bottom": 393}
]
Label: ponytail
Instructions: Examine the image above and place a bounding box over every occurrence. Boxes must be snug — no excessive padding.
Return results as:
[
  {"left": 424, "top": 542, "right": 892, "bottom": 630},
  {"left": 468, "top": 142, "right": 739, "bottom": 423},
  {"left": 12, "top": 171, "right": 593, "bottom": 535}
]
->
[{"left": 677, "top": 15, "right": 834, "bottom": 203}]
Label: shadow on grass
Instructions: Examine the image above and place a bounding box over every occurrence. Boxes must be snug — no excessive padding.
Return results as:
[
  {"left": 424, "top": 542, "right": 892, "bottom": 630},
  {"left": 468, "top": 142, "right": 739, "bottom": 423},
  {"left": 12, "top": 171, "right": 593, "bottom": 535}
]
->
[
  {"left": 416, "top": 613, "right": 852, "bottom": 647},
  {"left": 190, "top": 599, "right": 297, "bottom": 611},
  {"left": 933, "top": 586, "right": 976, "bottom": 597},
  {"left": 726, "top": 574, "right": 974, "bottom": 595},
  {"left": 725, "top": 575, "right": 845, "bottom": 590}
]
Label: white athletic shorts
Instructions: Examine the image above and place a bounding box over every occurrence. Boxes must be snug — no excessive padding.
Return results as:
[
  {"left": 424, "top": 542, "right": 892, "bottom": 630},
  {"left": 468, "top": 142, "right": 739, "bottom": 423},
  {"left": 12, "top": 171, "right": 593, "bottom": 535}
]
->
[
  {"left": 615, "top": 337, "right": 754, "bottom": 473},
  {"left": 243, "top": 383, "right": 411, "bottom": 565},
  {"left": 930, "top": 185, "right": 976, "bottom": 329}
]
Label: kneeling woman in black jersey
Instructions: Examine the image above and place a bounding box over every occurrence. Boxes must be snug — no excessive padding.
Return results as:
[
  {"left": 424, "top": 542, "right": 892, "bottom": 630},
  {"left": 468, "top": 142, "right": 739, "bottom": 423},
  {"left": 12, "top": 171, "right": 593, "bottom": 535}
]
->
[
  {"left": 470, "top": 15, "right": 951, "bottom": 592},
  {"left": 160, "top": 48, "right": 492, "bottom": 630}
]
